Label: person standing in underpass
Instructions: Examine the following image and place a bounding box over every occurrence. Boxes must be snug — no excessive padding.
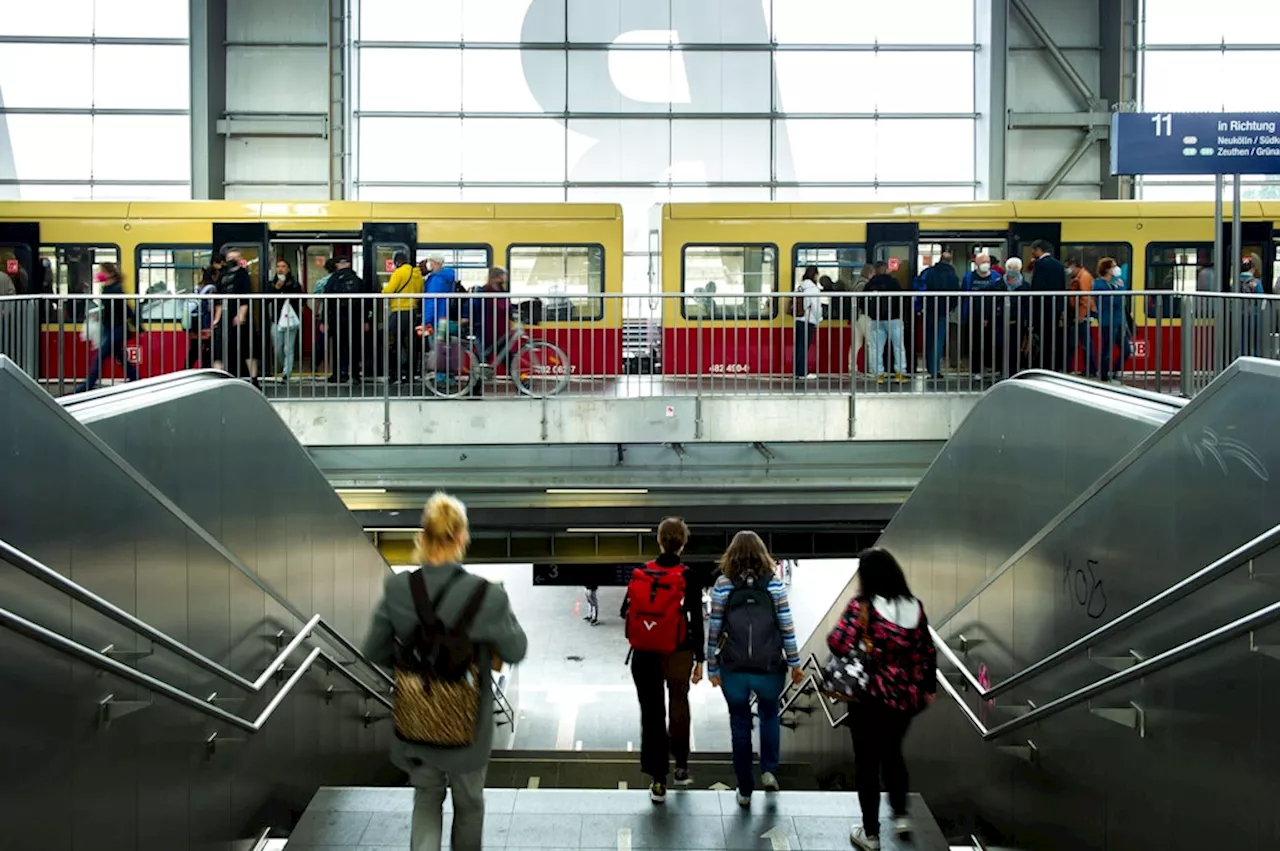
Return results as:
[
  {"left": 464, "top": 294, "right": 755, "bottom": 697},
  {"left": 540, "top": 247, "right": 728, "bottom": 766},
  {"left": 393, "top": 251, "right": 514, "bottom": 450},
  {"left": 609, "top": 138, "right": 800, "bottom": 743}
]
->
[
  {"left": 706, "top": 531, "right": 803, "bottom": 809},
  {"left": 826, "top": 548, "right": 936, "bottom": 850},
  {"left": 362, "top": 492, "right": 528, "bottom": 851},
  {"left": 623, "top": 517, "right": 705, "bottom": 803}
]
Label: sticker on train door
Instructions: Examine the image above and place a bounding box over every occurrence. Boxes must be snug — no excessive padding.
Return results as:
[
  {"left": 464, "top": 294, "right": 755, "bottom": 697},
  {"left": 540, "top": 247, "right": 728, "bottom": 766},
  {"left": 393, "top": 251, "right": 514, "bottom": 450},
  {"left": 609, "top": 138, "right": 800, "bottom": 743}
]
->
[
  {"left": 384, "top": 258, "right": 395, "bottom": 273},
  {"left": 5, "top": 259, "right": 18, "bottom": 275},
  {"left": 887, "top": 257, "right": 901, "bottom": 272},
  {"left": 1132, "top": 340, "right": 1147, "bottom": 359},
  {"left": 125, "top": 346, "right": 142, "bottom": 365}
]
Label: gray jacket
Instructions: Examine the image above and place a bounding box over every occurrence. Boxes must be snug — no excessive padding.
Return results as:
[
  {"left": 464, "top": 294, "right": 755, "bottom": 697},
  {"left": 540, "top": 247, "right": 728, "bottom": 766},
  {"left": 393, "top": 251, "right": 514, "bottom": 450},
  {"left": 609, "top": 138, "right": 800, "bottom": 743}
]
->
[{"left": 363, "top": 563, "right": 528, "bottom": 775}]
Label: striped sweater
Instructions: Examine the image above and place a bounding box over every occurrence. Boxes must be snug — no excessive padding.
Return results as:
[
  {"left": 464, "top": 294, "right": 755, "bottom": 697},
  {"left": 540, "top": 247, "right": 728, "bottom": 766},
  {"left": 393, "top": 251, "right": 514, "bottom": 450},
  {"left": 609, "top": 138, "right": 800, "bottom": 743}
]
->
[{"left": 705, "top": 574, "right": 801, "bottom": 677}]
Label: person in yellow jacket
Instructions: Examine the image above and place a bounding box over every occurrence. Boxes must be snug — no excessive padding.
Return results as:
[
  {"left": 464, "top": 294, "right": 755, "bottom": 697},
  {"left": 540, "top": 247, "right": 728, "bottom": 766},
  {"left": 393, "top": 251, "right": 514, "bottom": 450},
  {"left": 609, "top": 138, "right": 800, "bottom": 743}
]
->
[{"left": 383, "top": 251, "right": 424, "bottom": 382}]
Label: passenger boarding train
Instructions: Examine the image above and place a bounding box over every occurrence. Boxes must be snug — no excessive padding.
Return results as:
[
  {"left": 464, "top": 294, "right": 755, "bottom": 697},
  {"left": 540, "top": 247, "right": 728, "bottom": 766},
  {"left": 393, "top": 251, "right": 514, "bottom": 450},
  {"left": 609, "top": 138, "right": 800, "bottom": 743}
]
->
[{"left": 0, "top": 200, "right": 1276, "bottom": 382}]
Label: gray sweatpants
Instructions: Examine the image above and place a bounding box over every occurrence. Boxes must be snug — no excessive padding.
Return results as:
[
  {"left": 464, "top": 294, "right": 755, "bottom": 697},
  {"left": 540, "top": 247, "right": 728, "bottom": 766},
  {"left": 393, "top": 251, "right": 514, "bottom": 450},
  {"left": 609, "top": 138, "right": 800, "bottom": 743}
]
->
[{"left": 407, "top": 762, "right": 488, "bottom": 851}]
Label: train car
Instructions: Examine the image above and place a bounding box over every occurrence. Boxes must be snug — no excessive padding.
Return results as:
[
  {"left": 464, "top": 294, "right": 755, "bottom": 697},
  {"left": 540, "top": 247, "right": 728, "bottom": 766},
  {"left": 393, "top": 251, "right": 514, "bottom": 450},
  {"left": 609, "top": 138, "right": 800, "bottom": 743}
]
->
[
  {"left": 0, "top": 201, "right": 624, "bottom": 385},
  {"left": 655, "top": 200, "right": 1280, "bottom": 379}
]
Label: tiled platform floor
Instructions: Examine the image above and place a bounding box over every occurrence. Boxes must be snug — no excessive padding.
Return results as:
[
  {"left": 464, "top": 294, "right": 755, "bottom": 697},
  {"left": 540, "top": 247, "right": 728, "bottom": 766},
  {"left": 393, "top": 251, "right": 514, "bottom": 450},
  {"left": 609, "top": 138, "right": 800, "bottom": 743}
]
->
[{"left": 286, "top": 787, "right": 948, "bottom": 850}]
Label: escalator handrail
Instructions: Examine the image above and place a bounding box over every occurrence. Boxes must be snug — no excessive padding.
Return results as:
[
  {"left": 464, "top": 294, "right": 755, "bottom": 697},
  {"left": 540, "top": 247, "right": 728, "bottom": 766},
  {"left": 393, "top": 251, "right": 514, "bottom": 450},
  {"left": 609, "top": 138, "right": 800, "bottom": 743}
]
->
[
  {"left": 0, "top": 536, "right": 393, "bottom": 695},
  {"left": 1009, "top": 368, "right": 1189, "bottom": 411},
  {"left": 0, "top": 601, "right": 391, "bottom": 733},
  {"left": 932, "top": 520, "right": 1280, "bottom": 700},
  {"left": 57, "top": 368, "right": 234, "bottom": 408},
  {"left": 936, "top": 593, "right": 1280, "bottom": 741}
]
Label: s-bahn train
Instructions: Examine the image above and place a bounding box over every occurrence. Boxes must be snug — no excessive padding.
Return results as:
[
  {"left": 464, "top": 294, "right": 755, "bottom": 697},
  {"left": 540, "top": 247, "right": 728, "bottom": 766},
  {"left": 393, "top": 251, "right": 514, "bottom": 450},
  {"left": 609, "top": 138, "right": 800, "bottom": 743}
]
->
[{"left": 1, "top": 200, "right": 1277, "bottom": 384}]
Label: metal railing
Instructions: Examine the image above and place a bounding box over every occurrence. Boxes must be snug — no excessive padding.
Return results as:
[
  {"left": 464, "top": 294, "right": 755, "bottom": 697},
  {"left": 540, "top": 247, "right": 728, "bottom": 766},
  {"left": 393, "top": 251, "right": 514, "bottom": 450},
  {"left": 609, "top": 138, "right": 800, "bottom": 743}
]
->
[
  {"left": 4, "top": 290, "right": 1278, "bottom": 400},
  {"left": 0, "top": 536, "right": 393, "bottom": 696},
  {"left": 0, "top": 537, "right": 393, "bottom": 736},
  {"left": 933, "top": 521, "right": 1280, "bottom": 701}
]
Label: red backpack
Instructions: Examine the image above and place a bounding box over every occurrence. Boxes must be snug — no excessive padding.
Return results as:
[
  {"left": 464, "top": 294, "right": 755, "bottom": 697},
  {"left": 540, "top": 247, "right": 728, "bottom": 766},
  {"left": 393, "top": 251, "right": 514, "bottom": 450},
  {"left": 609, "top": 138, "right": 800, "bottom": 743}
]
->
[{"left": 625, "top": 561, "right": 687, "bottom": 654}]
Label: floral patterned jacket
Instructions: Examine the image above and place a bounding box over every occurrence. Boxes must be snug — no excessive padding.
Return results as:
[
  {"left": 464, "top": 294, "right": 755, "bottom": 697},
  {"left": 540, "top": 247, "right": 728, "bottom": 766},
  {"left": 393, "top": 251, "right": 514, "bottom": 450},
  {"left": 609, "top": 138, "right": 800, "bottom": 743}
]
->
[{"left": 827, "top": 596, "right": 937, "bottom": 714}]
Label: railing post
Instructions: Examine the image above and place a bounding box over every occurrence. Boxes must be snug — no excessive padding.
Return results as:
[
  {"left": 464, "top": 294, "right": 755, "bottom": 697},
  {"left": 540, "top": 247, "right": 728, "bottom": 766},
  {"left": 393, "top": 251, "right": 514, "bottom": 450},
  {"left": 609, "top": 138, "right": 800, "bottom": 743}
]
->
[{"left": 1180, "top": 294, "right": 1195, "bottom": 397}]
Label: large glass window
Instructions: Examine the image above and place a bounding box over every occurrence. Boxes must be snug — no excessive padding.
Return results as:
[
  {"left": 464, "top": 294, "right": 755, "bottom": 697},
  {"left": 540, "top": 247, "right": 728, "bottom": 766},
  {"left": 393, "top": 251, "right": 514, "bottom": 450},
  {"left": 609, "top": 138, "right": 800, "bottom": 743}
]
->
[
  {"left": 417, "top": 246, "right": 493, "bottom": 291},
  {"left": 507, "top": 245, "right": 605, "bottom": 321},
  {"left": 0, "top": 1, "right": 191, "bottom": 198},
  {"left": 352, "top": 0, "right": 980, "bottom": 288},
  {"left": 682, "top": 245, "right": 778, "bottom": 319}
]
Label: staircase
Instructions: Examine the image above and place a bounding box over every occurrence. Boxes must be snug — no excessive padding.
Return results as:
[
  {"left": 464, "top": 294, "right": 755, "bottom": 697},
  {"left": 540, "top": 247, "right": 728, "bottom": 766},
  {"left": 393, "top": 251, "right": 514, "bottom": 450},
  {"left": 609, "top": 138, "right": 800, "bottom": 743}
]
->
[{"left": 282, "top": 784, "right": 950, "bottom": 850}]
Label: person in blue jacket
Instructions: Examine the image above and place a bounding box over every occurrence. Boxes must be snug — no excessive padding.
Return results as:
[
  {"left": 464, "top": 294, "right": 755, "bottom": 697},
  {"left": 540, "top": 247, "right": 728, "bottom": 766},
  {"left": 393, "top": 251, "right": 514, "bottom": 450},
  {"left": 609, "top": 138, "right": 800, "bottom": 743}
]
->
[
  {"left": 1092, "top": 257, "right": 1128, "bottom": 384},
  {"left": 417, "top": 253, "right": 460, "bottom": 380}
]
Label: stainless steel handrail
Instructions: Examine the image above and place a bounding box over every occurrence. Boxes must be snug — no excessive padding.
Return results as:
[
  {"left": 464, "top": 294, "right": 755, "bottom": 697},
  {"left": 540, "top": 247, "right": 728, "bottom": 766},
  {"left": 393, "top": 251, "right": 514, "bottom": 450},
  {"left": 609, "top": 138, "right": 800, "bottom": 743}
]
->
[
  {"left": 0, "top": 537, "right": 393, "bottom": 694},
  {"left": 0, "top": 602, "right": 392, "bottom": 732},
  {"left": 938, "top": 595, "right": 1280, "bottom": 740},
  {"left": 778, "top": 653, "right": 849, "bottom": 729},
  {"left": 933, "top": 521, "right": 1280, "bottom": 701}
]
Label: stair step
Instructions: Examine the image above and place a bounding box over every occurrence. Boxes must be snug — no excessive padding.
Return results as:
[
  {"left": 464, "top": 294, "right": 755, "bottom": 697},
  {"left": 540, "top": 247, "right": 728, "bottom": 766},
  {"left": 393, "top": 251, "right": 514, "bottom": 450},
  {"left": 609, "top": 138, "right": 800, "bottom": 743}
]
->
[
  {"left": 287, "top": 787, "right": 951, "bottom": 850},
  {"left": 487, "top": 751, "right": 819, "bottom": 791}
]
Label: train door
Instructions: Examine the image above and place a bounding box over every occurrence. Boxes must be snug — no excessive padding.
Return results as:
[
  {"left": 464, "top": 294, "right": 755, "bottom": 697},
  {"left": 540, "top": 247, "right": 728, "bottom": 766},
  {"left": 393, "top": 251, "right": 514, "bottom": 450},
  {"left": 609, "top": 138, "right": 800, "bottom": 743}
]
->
[
  {"left": 917, "top": 230, "right": 1009, "bottom": 375},
  {"left": 1220, "top": 220, "right": 1276, "bottom": 361},
  {"left": 1008, "top": 221, "right": 1063, "bottom": 283},
  {"left": 0, "top": 221, "right": 40, "bottom": 376},
  {"left": 867, "top": 223, "right": 920, "bottom": 373}
]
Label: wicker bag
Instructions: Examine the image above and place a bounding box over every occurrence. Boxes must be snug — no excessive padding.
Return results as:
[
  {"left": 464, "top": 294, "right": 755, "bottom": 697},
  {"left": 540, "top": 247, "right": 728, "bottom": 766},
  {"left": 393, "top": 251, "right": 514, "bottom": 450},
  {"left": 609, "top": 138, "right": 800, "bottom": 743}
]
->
[{"left": 393, "top": 569, "right": 489, "bottom": 748}]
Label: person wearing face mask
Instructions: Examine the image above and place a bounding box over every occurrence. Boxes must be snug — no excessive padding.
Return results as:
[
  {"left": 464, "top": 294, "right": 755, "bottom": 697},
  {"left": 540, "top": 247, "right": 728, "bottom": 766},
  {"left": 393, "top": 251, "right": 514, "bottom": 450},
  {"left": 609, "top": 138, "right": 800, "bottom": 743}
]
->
[
  {"left": 1064, "top": 258, "right": 1096, "bottom": 376},
  {"left": 961, "top": 254, "right": 1003, "bottom": 377},
  {"left": 1237, "top": 253, "right": 1264, "bottom": 358},
  {"left": 1092, "top": 258, "right": 1128, "bottom": 384},
  {"left": 75, "top": 263, "right": 138, "bottom": 392},
  {"left": 269, "top": 259, "right": 303, "bottom": 380},
  {"left": 994, "top": 257, "right": 1029, "bottom": 378}
]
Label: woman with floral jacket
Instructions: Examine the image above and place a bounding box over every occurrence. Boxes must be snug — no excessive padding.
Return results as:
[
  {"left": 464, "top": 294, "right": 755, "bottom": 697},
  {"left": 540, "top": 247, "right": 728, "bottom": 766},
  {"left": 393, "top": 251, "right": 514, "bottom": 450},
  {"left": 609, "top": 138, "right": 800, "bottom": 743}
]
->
[{"left": 828, "top": 548, "right": 937, "bottom": 850}]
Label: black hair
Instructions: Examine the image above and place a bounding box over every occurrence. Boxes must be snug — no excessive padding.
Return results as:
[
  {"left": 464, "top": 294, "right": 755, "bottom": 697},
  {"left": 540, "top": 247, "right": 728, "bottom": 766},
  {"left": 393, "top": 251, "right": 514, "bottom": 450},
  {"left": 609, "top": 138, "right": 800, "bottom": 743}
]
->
[
  {"left": 856, "top": 547, "right": 913, "bottom": 601},
  {"left": 1031, "top": 238, "right": 1055, "bottom": 255},
  {"left": 212, "top": 253, "right": 226, "bottom": 265},
  {"left": 324, "top": 258, "right": 338, "bottom": 273},
  {"left": 803, "top": 264, "right": 819, "bottom": 282},
  {"left": 393, "top": 251, "right": 409, "bottom": 266}
]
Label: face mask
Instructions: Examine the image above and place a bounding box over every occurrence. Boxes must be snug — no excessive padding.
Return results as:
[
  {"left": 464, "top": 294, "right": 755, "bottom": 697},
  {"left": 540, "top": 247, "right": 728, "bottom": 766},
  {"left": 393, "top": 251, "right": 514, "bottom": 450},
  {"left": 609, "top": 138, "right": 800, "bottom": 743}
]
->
[
  {"left": 1006, "top": 274, "right": 1021, "bottom": 288},
  {"left": 277, "top": 273, "right": 286, "bottom": 281},
  {"left": 95, "top": 272, "right": 107, "bottom": 283},
  {"left": 978, "top": 263, "right": 991, "bottom": 274}
]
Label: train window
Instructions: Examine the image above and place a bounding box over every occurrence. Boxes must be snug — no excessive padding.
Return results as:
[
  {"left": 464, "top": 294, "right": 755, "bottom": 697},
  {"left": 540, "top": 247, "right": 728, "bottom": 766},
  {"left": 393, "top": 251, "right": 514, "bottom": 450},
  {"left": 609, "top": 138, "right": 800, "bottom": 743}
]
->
[
  {"left": 1145, "top": 244, "right": 1208, "bottom": 293},
  {"left": 416, "top": 245, "right": 492, "bottom": 291},
  {"left": 794, "top": 245, "right": 868, "bottom": 288},
  {"left": 37, "top": 244, "right": 120, "bottom": 323},
  {"left": 137, "top": 246, "right": 212, "bottom": 295},
  {"left": 507, "top": 245, "right": 604, "bottom": 321},
  {"left": 682, "top": 245, "right": 778, "bottom": 320},
  {"left": 1062, "top": 243, "right": 1133, "bottom": 286}
]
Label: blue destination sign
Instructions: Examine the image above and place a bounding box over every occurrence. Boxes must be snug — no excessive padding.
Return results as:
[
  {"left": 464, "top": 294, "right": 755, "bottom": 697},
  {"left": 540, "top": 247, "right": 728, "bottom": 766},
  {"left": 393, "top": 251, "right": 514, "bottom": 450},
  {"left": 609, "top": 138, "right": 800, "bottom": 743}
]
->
[{"left": 1110, "top": 112, "right": 1280, "bottom": 176}]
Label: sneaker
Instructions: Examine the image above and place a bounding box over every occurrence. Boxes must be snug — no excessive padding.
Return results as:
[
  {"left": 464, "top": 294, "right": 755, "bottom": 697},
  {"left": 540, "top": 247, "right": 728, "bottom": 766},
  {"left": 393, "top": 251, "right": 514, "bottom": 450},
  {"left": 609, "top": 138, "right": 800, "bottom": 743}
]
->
[
  {"left": 893, "top": 373, "right": 908, "bottom": 383},
  {"left": 850, "top": 827, "right": 881, "bottom": 849},
  {"left": 875, "top": 374, "right": 886, "bottom": 384},
  {"left": 761, "top": 772, "right": 780, "bottom": 793},
  {"left": 735, "top": 790, "right": 751, "bottom": 809},
  {"left": 805, "top": 372, "right": 818, "bottom": 380},
  {"left": 892, "top": 816, "right": 912, "bottom": 835},
  {"left": 672, "top": 768, "right": 693, "bottom": 787},
  {"left": 649, "top": 782, "right": 666, "bottom": 804}
]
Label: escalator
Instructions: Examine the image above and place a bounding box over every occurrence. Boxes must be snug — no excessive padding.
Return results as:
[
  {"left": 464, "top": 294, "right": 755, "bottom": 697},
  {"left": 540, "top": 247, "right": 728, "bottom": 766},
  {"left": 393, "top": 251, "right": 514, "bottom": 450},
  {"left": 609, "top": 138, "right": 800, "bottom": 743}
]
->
[
  {"left": 0, "top": 357, "right": 399, "bottom": 849},
  {"left": 779, "top": 359, "right": 1280, "bottom": 850}
]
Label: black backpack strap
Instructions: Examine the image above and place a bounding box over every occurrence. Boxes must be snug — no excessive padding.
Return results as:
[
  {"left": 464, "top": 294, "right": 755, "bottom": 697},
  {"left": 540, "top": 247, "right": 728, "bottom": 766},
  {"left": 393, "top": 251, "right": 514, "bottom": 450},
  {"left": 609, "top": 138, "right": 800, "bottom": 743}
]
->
[
  {"left": 454, "top": 581, "right": 490, "bottom": 634},
  {"left": 408, "top": 569, "right": 443, "bottom": 631}
]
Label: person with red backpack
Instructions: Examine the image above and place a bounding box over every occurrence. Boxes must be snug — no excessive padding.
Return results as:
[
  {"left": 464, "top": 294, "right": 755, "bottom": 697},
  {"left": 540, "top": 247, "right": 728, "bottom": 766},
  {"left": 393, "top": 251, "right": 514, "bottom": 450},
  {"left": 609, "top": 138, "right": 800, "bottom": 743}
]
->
[{"left": 623, "top": 517, "right": 705, "bottom": 804}]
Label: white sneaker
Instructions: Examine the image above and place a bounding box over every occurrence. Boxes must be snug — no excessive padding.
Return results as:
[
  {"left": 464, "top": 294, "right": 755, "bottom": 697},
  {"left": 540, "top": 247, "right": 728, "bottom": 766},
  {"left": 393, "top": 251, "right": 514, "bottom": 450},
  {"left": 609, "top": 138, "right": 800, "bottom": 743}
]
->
[
  {"left": 736, "top": 790, "right": 751, "bottom": 808},
  {"left": 761, "top": 772, "right": 780, "bottom": 793},
  {"left": 850, "top": 827, "right": 881, "bottom": 849},
  {"left": 805, "top": 372, "right": 818, "bottom": 380},
  {"left": 893, "top": 816, "right": 912, "bottom": 834}
]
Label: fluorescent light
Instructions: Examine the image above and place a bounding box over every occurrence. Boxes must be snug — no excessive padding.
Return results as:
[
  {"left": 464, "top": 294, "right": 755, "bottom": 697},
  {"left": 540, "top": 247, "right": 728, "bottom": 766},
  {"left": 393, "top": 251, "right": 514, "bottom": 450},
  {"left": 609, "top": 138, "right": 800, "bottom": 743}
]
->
[
  {"left": 336, "top": 487, "right": 387, "bottom": 494},
  {"left": 546, "top": 488, "right": 649, "bottom": 495},
  {"left": 566, "top": 527, "right": 652, "bottom": 534}
]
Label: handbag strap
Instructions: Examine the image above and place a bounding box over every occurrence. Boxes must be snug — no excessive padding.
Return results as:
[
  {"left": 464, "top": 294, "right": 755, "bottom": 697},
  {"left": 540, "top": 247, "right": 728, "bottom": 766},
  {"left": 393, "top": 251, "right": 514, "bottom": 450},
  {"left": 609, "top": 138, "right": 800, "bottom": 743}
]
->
[{"left": 856, "top": 597, "right": 873, "bottom": 652}]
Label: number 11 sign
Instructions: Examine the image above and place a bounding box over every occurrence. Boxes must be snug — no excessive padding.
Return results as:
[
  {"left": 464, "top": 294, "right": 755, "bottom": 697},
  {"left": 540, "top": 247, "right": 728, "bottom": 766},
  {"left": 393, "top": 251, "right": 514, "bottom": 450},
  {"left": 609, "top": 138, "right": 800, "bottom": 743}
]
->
[{"left": 1111, "top": 111, "right": 1280, "bottom": 176}]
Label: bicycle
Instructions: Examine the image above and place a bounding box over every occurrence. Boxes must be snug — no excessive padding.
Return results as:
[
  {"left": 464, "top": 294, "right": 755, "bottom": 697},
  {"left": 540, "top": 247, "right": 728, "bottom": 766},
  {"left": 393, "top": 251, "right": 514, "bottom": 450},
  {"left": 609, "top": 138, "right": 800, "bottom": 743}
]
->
[{"left": 423, "top": 319, "right": 572, "bottom": 399}]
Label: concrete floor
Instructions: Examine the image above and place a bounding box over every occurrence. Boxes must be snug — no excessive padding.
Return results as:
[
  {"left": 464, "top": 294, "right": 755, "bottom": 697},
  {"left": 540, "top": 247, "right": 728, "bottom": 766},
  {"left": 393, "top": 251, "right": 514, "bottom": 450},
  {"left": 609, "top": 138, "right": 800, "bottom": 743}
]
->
[{"left": 463, "top": 561, "right": 858, "bottom": 754}]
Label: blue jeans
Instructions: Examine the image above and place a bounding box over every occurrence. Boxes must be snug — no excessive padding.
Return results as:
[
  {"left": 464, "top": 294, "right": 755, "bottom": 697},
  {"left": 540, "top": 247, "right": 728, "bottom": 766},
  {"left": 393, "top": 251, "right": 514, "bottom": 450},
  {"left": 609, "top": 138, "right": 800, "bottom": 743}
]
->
[
  {"left": 924, "top": 311, "right": 948, "bottom": 376},
  {"left": 720, "top": 670, "right": 786, "bottom": 795},
  {"left": 79, "top": 327, "right": 137, "bottom": 391},
  {"left": 1098, "top": 323, "right": 1127, "bottom": 381},
  {"left": 868, "top": 319, "right": 906, "bottom": 377}
]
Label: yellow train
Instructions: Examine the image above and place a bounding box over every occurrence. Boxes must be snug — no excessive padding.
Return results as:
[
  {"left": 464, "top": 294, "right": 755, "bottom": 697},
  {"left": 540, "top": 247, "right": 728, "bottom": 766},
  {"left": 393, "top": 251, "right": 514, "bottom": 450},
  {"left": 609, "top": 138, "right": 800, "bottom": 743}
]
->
[{"left": 0, "top": 201, "right": 624, "bottom": 380}]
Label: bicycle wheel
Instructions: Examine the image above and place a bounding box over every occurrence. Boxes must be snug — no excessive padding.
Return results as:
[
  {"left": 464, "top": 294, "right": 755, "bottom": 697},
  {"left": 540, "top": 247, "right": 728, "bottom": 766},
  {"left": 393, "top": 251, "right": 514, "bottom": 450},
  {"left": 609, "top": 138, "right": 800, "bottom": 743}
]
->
[
  {"left": 424, "top": 344, "right": 480, "bottom": 398},
  {"left": 512, "top": 340, "right": 571, "bottom": 397}
]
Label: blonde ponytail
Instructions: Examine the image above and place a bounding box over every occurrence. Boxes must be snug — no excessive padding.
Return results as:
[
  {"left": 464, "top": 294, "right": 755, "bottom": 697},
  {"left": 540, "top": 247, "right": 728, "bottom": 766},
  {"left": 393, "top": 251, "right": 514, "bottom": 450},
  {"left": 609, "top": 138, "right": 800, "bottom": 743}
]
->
[{"left": 414, "top": 491, "right": 470, "bottom": 564}]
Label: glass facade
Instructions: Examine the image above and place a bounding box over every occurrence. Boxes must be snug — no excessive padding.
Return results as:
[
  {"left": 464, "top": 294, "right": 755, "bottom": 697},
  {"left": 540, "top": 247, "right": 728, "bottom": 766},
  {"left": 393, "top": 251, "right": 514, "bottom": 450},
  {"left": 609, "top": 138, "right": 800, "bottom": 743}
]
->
[
  {"left": 352, "top": 0, "right": 980, "bottom": 288},
  {"left": 0, "top": 0, "right": 192, "bottom": 200},
  {"left": 1137, "top": 0, "right": 1280, "bottom": 201}
]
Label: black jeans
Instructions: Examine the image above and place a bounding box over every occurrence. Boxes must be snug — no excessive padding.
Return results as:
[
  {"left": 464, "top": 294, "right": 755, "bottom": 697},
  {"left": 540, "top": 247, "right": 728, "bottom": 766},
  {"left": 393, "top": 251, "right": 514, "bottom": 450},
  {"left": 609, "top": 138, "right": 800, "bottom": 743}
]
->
[
  {"left": 847, "top": 701, "right": 913, "bottom": 836},
  {"left": 630, "top": 650, "right": 694, "bottom": 783}
]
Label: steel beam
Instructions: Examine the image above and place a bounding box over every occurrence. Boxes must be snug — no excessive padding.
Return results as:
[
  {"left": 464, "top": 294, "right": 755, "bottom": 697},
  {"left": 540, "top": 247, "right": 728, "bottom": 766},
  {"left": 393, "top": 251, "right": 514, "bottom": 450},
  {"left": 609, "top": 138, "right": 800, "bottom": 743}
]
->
[
  {"left": 1038, "top": 128, "right": 1100, "bottom": 199},
  {"left": 1010, "top": 0, "right": 1099, "bottom": 110},
  {"left": 190, "top": 0, "right": 227, "bottom": 199},
  {"left": 1007, "top": 111, "right": 1112, "bottom": 129},
  {"left": 975, "top": 0, "right": 1009, "bottom": 198}
]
